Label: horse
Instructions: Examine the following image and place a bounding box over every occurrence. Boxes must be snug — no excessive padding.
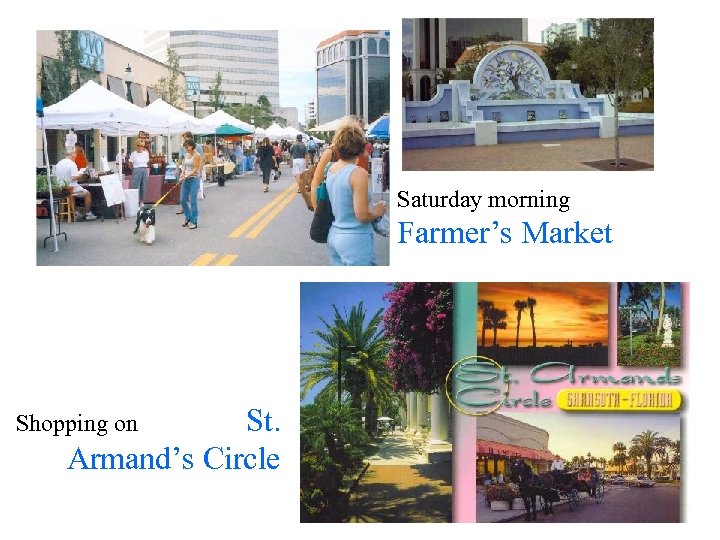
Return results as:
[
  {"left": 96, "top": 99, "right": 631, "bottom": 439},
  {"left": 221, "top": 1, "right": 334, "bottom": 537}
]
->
[{"left": 509, "top": 460, "right": 543, "bottom": 521}]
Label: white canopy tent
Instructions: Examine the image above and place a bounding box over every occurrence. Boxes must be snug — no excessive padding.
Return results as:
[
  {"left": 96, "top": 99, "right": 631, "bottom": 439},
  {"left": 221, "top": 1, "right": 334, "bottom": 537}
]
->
[
  {"left": 263, "top": 123, "right": 288, "bottom": 140},
  {"left": 37, "top": 80, "right": 168, "bottom": 135},
  {"left": 198, "top": 109, "right": 255, "bottom": 134},
  {"left": 308, "top": 116, "right": 349, "bottom": 132},
  {"left": 282, "top": 126, "right": 308, "bottom": 141},
  {"left": 145, "top": 98, "right": 206, "bottom": 134}
]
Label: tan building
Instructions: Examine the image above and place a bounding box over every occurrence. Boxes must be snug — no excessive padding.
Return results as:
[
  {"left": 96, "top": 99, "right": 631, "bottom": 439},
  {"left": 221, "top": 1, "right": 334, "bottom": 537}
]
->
[
  {"left": 476, "top": 413, "right": 556, "bottom": 480},
  {"left": 36, "top": 30, "right": 186, "bottom": 168}
]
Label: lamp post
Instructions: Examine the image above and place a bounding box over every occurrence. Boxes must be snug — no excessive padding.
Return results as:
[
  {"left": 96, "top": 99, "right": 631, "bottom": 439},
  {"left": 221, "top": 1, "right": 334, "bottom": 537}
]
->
[
  {"left": 571, "top": 63, "right": 577, "bottom": 82},
  {"left": 191, "top": 90, "right": 199, "bottom": 118},
  {"left": 337, "top": 342, "right": 357, "bottom": 403},
  {"left": 124, "top": 64, "right": 133, "bottom": 103},
  {"left": 240, "top": 92, "right": 248, "bottom": 105}
]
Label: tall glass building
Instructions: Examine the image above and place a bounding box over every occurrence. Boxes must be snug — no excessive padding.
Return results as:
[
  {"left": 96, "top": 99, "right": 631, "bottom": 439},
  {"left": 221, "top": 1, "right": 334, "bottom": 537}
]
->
[
  {"left": 144, "top": 30, "right": 279, "bottom": 115},
  {"left": 315, "top": 30, "right": 390, "bottom": 126},
  {"left": 402, "top": 19, "right": 527, "bottom": 100}
]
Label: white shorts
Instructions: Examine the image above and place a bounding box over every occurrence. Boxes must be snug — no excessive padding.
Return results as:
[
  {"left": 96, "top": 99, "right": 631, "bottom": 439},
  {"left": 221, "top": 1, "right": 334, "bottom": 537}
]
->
[{"left": 292, "top": 158, "right": 307, "bottom": 175}]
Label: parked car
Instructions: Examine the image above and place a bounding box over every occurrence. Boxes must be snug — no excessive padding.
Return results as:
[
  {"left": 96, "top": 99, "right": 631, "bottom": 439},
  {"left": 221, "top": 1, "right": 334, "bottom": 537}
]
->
[
  {"left": 611, "top": 475, "right": 626, "bottom": 485},
  {"left": 635, "top": 475, "right": 655, "bottom": 487}
]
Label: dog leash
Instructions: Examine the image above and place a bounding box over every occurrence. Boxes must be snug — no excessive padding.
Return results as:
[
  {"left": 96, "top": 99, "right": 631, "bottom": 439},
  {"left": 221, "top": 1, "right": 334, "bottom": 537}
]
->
[{"left": 149, "top": 180, "right": 184, "bottom": 209}]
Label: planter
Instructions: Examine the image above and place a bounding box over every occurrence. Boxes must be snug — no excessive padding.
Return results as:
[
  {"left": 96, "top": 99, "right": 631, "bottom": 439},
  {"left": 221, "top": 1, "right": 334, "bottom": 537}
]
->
[
  {"left": 512, "top": 497, "right": 526, "bottom": 510},
  {"left": 490, "top": 500, "right": 510, "bottom": 511}
]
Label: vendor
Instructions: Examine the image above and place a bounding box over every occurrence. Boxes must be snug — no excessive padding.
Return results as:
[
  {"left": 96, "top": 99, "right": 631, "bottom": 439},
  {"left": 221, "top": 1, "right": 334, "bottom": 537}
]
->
[
  {"left": 56, "top": 150, "right": 97, "bottom": 220},
  {"left": 129, "top": 140, "right": 150, "bottom": 206}
]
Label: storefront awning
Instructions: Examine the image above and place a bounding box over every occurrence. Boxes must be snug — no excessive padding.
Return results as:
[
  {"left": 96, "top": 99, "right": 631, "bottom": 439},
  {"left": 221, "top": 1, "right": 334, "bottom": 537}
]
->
[
  {"left": 477, "top": 439, "right": 556, "bottom": 461},
  {"left": 106, "top": 76, "right": 125, "bottom": 99}
]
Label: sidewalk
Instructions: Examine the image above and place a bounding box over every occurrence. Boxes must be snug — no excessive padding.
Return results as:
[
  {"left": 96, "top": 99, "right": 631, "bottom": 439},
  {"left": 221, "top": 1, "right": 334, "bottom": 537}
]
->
[
  {"left": 476, "top": 486, "right": 593, "bottom": 522},
  {"left": 403, "top": 135, "right": 654, "bottom": 171},
  {"left": 345, "top": 432, "right": 451, "bottom": 522}
]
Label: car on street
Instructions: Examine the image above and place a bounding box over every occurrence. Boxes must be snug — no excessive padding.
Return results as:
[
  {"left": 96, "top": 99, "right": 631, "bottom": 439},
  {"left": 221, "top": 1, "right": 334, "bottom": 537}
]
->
[
  {"left": 634, "top": 475, "right": 655, "bottom": 487},
  {"left": 611, "top": 475, "right": 626, "bottom": 485}
]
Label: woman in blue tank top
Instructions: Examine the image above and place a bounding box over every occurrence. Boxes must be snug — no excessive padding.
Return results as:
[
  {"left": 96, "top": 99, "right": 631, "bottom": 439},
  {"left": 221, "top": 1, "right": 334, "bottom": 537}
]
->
[
  {"left": 325, "top": 123, "right": 386, "bottom": 265},
  {"left": 179, "top": 140, "right": 203, "bottom": 229}
]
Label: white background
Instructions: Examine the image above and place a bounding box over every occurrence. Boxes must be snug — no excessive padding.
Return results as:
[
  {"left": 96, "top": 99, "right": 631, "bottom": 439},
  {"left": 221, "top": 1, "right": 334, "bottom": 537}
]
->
[{"left": 4, "top": 2, "right": 716, "bottom": 537}]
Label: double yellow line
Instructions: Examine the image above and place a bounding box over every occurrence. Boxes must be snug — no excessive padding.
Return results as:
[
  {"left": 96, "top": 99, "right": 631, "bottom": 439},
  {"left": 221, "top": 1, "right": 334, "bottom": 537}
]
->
[
  {"left": 229, "top": 184, "right": 297, "bottom": 239},
  {"left": 189, "top": 253, "right": 238, "bottom": 266}
]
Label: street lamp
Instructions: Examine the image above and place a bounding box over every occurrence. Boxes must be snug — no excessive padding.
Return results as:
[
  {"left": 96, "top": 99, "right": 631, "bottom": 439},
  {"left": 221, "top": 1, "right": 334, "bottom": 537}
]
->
[
  {"left": 191, "top": 91, "right": 199, "bottom": 118},
  {"left": 124, "top": 64, "right": 133, "bottom": 103},
  {"left": 571, "top": 63, "right": 577, "bottom": 82},
  {"left": 337, "top": 342, "right": 358, "bottom": 403},
  {"left": 240, "top": 91, "right": 248, "bottom": 105}
]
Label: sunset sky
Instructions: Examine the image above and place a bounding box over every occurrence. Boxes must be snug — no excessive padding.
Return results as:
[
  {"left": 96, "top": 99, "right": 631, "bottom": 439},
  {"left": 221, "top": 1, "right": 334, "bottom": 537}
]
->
[{"left": 477, "top": 283, "right": 608, "bottom": 347}]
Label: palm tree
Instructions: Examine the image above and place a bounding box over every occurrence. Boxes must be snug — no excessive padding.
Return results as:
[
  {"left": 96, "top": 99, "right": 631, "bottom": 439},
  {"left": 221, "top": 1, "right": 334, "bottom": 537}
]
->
[
  {"left": 487, "top": 307, "right": 508, "bottom": 346},
  {"left": 478, "top": 299, "right": 494, "bottom": 348},
  {"left": 300, "top": 302, "right": 393, "bottom": 435},
  {"left": 669, "top": 439, "right": 681, "bottom": 480},
  {"left": 612, "top": 441, "right": 627, "bottom": 473},
  {"left": 526, "top": 297, "right": 537, "bottom": 347},
  {"left": 631, "top": 430, "right": 660, "bottom": 477},
  {"left": 628, "top": 445, "right": 643, "bottom": 475},
  {"left": 513, "top": 300, "right": 528, "bottom": 347},
  {"left": 598, "top": 457, "right": 607, "bottom": 472}
]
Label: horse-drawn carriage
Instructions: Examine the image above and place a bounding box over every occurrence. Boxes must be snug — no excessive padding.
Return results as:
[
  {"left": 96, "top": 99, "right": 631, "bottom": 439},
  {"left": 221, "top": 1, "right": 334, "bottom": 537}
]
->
[
  {"left": 538, "top": 467, "right": 604, "bottom": 512},
  {"left": 510, "top": 460, "right": 604, "bottom": 520}
]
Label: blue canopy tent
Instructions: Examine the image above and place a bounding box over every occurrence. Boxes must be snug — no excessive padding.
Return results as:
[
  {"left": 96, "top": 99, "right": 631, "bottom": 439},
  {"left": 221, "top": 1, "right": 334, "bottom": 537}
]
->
[{"left": 366, "top": 115, "right": 389, "bottom": 141}]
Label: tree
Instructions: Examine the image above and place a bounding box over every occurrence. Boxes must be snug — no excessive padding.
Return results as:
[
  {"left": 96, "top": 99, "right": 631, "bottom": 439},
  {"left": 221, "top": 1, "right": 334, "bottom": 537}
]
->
[
  {"left": 631, "top": 430, "right": 660, "bottom": 477},
  {"left": 542, "top": 35, "right": 576, "bottom": 79},
  {"left": 612, "top": 441, "right": 627, "bottom": 473},
  {"left": 487, "top": 307, "right": 508, "bottom": 346},
  {"left": 454, "top": 37, "right": 488, "bottom": 81},
  {"left": 209, "top": 71, "right": 224, "bottom": 111},
  {"left": 477, "top": 299, "right": 494, "bottom": 348},
  {"left": 383, "top": 283, "right": 453, "bottom": 394},
  {"left": 526, "top": 297, "right": 537, "bottom": 347},
  {"left": 39, "top": 31, "right": 99, "bottom": 107},
  {"left": 669, "top": 440, "right": 680, "bottom": 479},
  {"left": 226, "top": 95, "right": 276, "bottom": 128},
  {"left": 153, "top": 48, "right": 184, "bottom": 108},
  {"left": 513, "top": 300, "right": 528, "bottom": 347},
  {"left": 300, "top": 302, "right": 393, "bottom": 436},
  {"left": 582, "top": 19, "right": 654, "bottom": 168}
]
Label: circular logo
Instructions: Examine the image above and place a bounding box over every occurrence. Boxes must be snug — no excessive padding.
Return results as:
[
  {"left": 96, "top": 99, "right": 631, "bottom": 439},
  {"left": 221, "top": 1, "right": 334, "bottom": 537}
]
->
[{"left": 444, "top": 355, "right": 508, "bottom": 416}]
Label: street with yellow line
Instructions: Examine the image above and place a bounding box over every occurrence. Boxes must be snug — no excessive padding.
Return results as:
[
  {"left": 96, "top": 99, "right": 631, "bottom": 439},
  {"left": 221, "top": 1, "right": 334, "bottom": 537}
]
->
[{"left": 37, "top": 164, "right": 390, "bottom": 266}]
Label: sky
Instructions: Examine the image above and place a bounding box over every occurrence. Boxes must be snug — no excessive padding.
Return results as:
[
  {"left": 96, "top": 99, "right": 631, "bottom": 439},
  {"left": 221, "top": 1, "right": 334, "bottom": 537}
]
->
[
  {"left": 477, "top": 283, "right": 608, "bottom": 347},
  {"left": 94, "top": 29, "right": 322, "bottom": 124},
  {"left": 499, "top": 412, "right": 681, "bottom": 461},
  {"left": 300, "top": 282, "right": 393, "bottom": 405},
  {"left": 619, "top": 283, "right": 682, "bottom": 309}
]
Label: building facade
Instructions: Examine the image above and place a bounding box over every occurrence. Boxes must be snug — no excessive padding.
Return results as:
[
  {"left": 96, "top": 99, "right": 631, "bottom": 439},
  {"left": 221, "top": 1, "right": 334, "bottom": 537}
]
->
[
  {"left": 402, "top": 18, "right": 527, "bottom": 101},
  {"left": 144, "top": 30, "right": 280, "bottom": 117},
  {"left": 476, "top": 413, "right": 556, "bottom": 479},
  {"left": 36, "top": 30, "right": 184, "bottom": 167},
  {"left": 315, "top": 30, "right": 390, "bottom": 126},
  {"left": 305, "top": 99, "right": 317, "bottom": 125},
  {"left": 540, "top": 19, "right": 592, "bottom": 44}
]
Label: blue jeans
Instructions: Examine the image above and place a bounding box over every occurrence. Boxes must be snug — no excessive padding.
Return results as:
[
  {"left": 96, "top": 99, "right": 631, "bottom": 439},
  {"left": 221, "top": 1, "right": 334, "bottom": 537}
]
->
[
  {"left": 327, "top": 229, "right": 376, "bottom": 266},
  {"left": 180, "top": 177, "right": 199, "bottom": 224}
]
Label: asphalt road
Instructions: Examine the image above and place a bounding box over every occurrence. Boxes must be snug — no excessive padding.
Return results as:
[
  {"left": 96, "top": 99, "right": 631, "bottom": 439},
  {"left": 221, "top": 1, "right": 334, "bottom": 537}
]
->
[
  {"left": 36, "top": 164, "right": 390, "bottom": 266},
  {"left": 528, "top": 483, "right": 680, "bottom": 523}
]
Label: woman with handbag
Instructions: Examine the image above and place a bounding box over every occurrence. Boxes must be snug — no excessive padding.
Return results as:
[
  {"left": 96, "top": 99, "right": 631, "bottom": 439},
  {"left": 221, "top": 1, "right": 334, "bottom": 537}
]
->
[
  {"left": 323, "top": 122, "right": 386, "bottom": 266},
  {"left": 256, "top": 137, "right": 277, "bottom": 193}
]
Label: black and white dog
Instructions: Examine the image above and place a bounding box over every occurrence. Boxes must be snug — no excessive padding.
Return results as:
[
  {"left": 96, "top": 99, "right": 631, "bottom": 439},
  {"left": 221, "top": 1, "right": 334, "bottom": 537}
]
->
[{"left": 133, "top": 204, "right": 156, "bottom": 245}]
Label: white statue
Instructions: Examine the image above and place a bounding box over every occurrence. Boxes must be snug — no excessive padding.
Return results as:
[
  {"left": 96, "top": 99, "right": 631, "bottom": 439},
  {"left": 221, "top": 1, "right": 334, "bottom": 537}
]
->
[{"left": 661, "top": 314, "right": 674, "bottom": 348}]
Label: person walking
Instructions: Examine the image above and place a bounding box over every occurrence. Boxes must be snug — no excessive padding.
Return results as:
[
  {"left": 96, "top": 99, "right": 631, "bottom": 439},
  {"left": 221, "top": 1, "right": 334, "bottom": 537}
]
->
[
  {"left": 178, "top": 140, "right": 203, "bottom": 229},
  {"left": 129, "top": 140, "right": 150, "bottom": 207},
  {"left": 256, "top": 137, "right": 277, "bottom": 193},
  {"left": 324, "top": 122, "right": 386, "bottom": 266},
  {"left": 289, "top": 134, "right": 308, "bottom": 193}
]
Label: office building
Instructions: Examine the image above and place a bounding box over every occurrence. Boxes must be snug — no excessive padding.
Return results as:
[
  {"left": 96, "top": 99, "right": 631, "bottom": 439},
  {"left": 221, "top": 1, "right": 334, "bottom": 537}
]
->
[
  {"left": 315, "top": 30, "right": 390, "bottom": 126},
  {"left": 540, "top": 19, "right": 592, "bottom": 44},
  {"left": 144, "top": 30, "right": 280, "bottom": 117}
]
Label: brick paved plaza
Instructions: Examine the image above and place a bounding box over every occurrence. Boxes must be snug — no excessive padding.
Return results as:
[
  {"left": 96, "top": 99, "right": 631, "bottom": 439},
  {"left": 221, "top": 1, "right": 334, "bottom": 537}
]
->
[{"left": 402, "top": 135, "right": 654, "bottom": 171}]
